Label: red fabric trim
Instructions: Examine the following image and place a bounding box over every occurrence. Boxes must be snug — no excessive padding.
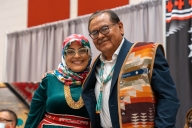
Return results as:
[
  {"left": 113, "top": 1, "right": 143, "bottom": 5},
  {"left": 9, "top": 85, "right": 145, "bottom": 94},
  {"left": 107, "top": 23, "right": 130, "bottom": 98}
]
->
[{"left": 38, "top": 113, "right": 90, "bottom": 128}]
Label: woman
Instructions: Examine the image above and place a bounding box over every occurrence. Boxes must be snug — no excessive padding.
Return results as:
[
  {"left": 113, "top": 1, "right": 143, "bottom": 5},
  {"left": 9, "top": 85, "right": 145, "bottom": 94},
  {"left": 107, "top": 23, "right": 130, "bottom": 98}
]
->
[{"left": 25, "top": 34, "right": 92, "bottom": 128}]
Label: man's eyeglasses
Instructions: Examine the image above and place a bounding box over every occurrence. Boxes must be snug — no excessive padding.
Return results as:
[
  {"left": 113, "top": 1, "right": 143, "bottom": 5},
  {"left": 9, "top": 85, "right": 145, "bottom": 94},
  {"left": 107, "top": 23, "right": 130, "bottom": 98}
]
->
[
  {"left": 89, "top": 23, "right": 116, "bottom": 40},
  {"left": 0, "top": 118, "right": 13, "bottom": 123},
  {"left": 65, "top": 47, "right": 88, "bottom": 57}
]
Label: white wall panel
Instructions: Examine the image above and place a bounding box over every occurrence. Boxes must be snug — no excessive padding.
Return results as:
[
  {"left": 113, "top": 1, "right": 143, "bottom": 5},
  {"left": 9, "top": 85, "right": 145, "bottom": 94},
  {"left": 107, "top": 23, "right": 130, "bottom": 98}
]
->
[
  {"left": 70, "top": 0, "right": 78, "bottom": 18},
  {"left": 130, "top": 0, "right": 145, "bottom": 4}
]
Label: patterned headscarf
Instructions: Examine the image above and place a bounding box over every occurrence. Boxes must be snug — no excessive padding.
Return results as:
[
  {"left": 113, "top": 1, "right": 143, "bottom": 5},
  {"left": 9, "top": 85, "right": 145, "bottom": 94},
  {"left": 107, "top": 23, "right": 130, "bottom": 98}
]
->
[{"left": 53, "top": 34, "right": 92, "bottom": 86}]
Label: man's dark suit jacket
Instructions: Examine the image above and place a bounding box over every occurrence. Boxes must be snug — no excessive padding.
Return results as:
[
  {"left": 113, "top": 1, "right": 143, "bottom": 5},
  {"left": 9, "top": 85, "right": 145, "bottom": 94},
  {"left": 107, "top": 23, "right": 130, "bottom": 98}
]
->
[{"left": 82, "top": 38, "right": 180, "bottom": 128}]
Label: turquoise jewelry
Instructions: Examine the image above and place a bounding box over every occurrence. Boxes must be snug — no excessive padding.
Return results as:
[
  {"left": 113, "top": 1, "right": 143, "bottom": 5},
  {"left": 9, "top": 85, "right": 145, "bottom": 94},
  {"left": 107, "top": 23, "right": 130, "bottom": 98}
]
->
[{"left": 96, "top": 61, "right": 115, "bottom": 113}]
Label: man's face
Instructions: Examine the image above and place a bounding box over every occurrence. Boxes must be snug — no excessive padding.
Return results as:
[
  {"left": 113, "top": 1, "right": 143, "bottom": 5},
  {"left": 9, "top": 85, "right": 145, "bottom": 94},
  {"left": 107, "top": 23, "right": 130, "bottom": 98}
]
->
[
  {"left": 89, "top": 13, "right": 124, "bottom": 60},
  {"left": 0, "top": 112, "right": 16, "bottom": 128}
]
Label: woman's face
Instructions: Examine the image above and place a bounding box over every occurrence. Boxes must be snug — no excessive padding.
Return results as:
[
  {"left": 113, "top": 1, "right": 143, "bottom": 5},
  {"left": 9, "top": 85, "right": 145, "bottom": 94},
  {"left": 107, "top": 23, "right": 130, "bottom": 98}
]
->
[{"left": 65, "top": 41, "right": 89, "bottom": 72}]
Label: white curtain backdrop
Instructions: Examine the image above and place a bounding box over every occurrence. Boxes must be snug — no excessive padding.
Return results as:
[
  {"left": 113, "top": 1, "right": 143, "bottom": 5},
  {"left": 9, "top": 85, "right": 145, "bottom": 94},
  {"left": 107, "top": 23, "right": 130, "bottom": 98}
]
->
[{"left": 4, "top": 0, "right": 162, "bottom": 82}]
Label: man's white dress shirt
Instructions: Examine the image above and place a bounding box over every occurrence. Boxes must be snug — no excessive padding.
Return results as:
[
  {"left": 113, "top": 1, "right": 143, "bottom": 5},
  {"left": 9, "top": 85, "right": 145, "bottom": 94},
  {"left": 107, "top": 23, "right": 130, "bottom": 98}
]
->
[{"left": 94, "top": 38, "right": 124, "bottom": 128}]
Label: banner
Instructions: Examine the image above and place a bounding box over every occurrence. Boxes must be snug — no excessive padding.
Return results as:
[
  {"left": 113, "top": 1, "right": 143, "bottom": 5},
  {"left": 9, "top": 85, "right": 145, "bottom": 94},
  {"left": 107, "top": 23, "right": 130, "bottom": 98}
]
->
[
  {"left": 166, "top": 0, "right": 192, "bottom": 127},
  {"left": 5, "top": 82, "right": 39, "bottom": 107}
]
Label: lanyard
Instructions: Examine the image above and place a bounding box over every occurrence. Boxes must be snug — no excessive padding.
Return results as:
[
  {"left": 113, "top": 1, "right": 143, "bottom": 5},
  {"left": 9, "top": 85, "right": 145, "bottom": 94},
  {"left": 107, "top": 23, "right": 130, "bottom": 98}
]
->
[{"left": 96, "top": 61, "right": 115, "bottom": 113}]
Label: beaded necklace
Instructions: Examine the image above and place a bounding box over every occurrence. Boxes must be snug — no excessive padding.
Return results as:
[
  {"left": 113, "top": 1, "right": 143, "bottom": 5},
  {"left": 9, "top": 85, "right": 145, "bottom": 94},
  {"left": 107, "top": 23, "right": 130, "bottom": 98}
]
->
[
  {"left": 64, "top": 84, "right": 84, "bottom": 109},
  {"left": 96, "top": 61, "right": 115, "bottom": 113}
]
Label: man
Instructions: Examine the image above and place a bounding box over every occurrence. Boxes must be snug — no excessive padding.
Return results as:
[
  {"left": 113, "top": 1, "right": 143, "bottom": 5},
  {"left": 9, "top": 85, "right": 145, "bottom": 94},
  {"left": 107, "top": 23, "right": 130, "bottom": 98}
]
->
[
  {"left": 0, "top": 109, "right": 17, "bottom": 128},
  {"left": 82, "top": 10, "right": 180, "bottom": 128}
]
